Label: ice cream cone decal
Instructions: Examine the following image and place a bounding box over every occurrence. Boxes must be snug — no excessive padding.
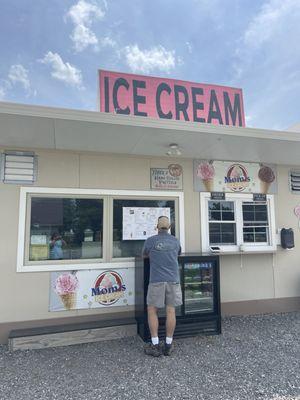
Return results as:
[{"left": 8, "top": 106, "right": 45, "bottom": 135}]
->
[
  {"left": 202, "top": 179, "right": 214, "bottom": 191},
  {"left": 197, "top": 161, "right": 215, "bottom": 192},
  {"left": 258, "top": 165, "right": 275, "bottom": 194},
  {"left": 59, "top": 292, "right": 77, "bottom": 310},
  {"left": 168, "top": 164, "right": 182, "bottom": 177},
  {"left": 55, "top": 273, "right": 79, "bottom": 310}
]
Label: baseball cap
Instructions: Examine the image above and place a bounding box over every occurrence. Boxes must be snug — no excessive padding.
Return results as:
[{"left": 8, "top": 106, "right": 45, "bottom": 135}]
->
[{"left": 157, "top": 216, "right": 170, "bottom": 230}]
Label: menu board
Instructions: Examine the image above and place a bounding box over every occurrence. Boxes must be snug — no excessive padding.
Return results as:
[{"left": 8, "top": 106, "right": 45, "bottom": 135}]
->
[{"left": 122, "top": 207, "right": 170, "bottom": 240}]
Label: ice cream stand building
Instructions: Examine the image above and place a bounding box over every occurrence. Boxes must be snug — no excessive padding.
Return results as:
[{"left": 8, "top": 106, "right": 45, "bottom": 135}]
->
[{"left": 0, "top": 70, "right": 299, "bottom": 347}]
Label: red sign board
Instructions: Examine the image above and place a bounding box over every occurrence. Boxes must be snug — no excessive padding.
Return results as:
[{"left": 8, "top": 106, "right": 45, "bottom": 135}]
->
[{"left": 99, "top": 70, "right": 245, "bottom": 127}]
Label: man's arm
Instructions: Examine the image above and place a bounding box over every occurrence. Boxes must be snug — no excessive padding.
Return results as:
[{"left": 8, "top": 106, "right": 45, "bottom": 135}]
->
[
  {"left": 178, "top": 245, "right": 182, "bottom": 255},
  {"left": 142, "top": 238, "right": 150, "bottom": 258}
]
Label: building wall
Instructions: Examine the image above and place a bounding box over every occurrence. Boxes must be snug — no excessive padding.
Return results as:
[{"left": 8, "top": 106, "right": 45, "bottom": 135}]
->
[{"left": 0, "top": 148, "right": 299, "bottom": 343}]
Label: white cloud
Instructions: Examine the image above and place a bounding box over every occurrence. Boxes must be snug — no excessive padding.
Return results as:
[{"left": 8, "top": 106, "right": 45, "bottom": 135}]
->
[
  {"left": 123, "top": 45, "right": 177, "bottom": 74},
  {"left": 243, "top": 0, "right": 299, "bottom": 48},
  {"left": 66, "top": 0, "right": 105, "bottom": 52},
  {"left": 71, "top": 24, "right": 98, "bottom": 52},
  {"left": 0, "top": 66, "right": 34, "bottom": 99},
  {"left": 245, "top": 114, "right": 254, "bottom": 127},
  {"left": 233, "top": 0, "right": 300, "bottom": 129},
  {"left": 39, "top": 51, "right": 83, "bottom": 88},
  {"left": 100, "top": 36, "right": 116, "bottom": 48},
  {"left": 0, "top": 86, "right": 5, "bottom": 100},
  {"left": 67, "top": 0, "right": 104, "bottom": 25},
  {"left": 8, "top": 64, "right": 30, "bottom": 90}
]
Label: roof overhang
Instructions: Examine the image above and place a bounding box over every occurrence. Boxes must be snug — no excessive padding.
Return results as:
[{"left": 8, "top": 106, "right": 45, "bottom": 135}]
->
[{"left": 1, "top": 101, "right": 300, "bottom": 165}]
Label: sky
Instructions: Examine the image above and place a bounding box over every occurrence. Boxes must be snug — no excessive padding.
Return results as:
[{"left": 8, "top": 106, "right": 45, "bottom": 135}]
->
[{"left": 0, "top": 0, "right": 299, "bottom": 131}]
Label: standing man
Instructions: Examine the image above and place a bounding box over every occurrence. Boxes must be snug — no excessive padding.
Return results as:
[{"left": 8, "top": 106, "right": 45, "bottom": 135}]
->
[{"left": 142, "top": 216, "right": 182, "bottom": 356}]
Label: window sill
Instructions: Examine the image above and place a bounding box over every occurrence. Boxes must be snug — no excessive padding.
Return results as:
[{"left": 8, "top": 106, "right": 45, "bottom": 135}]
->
[
  {"left": 208, "top": 249, "right": 277, "bottom": 255},
  {"left": 17, "top": 260, "right": 136, "bottom": 273}
]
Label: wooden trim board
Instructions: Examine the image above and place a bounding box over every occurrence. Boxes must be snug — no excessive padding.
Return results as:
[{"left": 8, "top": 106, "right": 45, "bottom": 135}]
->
[{"left": 9, "top": 324, "right": 137, "bottom": 351}]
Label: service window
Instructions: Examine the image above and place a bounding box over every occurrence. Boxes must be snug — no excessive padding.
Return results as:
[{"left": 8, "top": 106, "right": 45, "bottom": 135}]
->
[
  {"left": 201, "top": 193, "right": 276, "bottom": 252},
  {"left": 112, "top": 198, "right": 176, "bottom": 258},
  {"left": 27, "top": 196, "right": 104, "bottom": 262},
  {"left": 208, "top": 201, "right": 236, "bottom": 245},
  {"left": 242, "top": 202, "right": 269, "bottom": 244},
  {"left": 18, "top": 188, "right": 184, "bottom": 272}
]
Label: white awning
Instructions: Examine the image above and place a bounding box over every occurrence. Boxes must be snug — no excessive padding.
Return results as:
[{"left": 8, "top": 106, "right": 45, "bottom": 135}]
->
[{"left": 1, "top": 101, "right": 300, "bottom": 165}]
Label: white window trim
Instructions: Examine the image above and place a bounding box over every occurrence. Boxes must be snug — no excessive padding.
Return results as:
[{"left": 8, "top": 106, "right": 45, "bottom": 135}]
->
[
  {"left": 17, "top": 187, "right": 185, "bottom": 272},
  {"left": 200, "top": 192, "right": 276, "bottom": 253}
]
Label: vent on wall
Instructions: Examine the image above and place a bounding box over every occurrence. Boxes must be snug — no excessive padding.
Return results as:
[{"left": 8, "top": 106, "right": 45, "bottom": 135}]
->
[
  {"left": 1, "top": 151, "right": 37, "bottom": 184},
  {"left": 290, "top": 170, "right": 300, "bottom": 193}
]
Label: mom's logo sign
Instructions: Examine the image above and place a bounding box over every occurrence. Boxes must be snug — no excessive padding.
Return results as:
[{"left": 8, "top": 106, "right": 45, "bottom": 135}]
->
[
  {"left": 99, "top": 70, "right": 245, "bottom": 127},
  {"left": 92, "top": 271, "right": 126, "bottom": 306}
]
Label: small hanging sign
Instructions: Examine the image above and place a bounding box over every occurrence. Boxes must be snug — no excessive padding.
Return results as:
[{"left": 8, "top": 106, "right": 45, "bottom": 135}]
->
[
  {"left": 253, "top": 193, "right": 267, "bottom": 202},
  {"left": 210, "top": 192, "right": 225, "bottom": 200}
]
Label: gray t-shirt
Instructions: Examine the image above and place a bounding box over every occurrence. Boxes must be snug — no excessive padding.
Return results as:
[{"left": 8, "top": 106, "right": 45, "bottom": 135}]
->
[{"left": 142, "top": 231, "right": 181, "bottom": 283}]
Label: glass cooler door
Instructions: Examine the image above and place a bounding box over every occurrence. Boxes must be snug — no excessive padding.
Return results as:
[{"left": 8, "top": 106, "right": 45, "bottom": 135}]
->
[{"left": 183, "top": 262, "right": 214, "bottom": 314}]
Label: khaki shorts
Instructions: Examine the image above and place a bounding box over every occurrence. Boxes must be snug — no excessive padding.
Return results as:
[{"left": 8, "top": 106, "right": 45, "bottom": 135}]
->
[{"left": 147, "top": 282, "right": 183, "bottom": 308}]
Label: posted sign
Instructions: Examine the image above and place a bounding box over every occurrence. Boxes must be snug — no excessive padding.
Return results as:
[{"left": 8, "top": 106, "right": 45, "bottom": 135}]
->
[
  {"left": 99, "top": 70, "right": 245, "bottom": 127},
  {"left": 194, "top": 160, "right": 277, "bottom": 194},
  {"left": 50, "top": 268, "right": 135, "bottom": 312},
  {"left": 151, "top": 164, "right": 183, "bottom": 190},
  {"left": 122, "top": 207, "right": 170, "bottom": 240}
]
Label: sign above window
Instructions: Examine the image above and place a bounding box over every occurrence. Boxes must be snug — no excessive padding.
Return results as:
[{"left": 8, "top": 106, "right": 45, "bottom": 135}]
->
[
  {"left": 253, "top": 193, "right": 267, "bottom": 202},
  {"left": 99, "top": 70, "right": 245, "bottom": 127},
  {"left": 151, "top": 165, "right": 183, "bottom": 190},
  {"left": 210, "top": 192, "right": 225, "bottom": 200},
  {"left": 194, "top": 160, "right": 277, "bottom": 194}
]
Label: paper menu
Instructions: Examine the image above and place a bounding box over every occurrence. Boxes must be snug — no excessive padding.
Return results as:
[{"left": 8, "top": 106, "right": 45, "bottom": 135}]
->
[{"left": 122, "top": 207, "right": 171, "bottom": 240}]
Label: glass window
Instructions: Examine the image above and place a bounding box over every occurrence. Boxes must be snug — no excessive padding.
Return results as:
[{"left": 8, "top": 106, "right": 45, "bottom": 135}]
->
[
  {"left": 113, "top": 199, "right": 176, "bottom": 258},
  {"left": 29, "top": 197, "right": 103, "bottom": 261},
  {"left": 242, "top": 202, "right": 269, "bottom": 243},
  {"left": 201, "top": 194, "right": 276, "bottom": 252},
  {"left": 208, "top": 201, "right": 236, "bottom": 245}
]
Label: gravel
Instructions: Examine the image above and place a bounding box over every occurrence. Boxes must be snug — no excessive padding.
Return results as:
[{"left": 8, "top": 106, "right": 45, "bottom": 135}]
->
[{"left": 0, "top": 312, "right": 299, "bottom": 400}]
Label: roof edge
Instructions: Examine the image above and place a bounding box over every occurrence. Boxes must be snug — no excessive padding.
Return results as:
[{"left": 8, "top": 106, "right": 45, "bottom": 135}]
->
[{"left": 1, "top": 101, "right": 300, "bottom": 142}]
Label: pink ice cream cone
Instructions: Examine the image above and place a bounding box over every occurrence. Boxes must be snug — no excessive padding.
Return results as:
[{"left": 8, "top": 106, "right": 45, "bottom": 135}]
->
[
  {"left": 197, "top": 162, "right": 215, "bottom": 192},
  {"left": 55, "top": 273, "right": 79, "bottom": 310}
]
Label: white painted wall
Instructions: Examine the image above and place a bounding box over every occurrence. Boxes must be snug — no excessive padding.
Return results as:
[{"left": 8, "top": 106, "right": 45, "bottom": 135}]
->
[{"left": 0, "top": 149, "right": 299, "bottom": 325}]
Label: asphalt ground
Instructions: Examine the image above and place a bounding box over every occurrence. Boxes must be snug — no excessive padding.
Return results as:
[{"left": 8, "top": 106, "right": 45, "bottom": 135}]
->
[{"left": 0, "top": 312, "right": 299, "bottom": 400}]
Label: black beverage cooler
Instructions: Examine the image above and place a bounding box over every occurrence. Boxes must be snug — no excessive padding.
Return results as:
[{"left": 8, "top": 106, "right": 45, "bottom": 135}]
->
[{"left": 135, "top": 253, "right": 221, "bottom": 341}]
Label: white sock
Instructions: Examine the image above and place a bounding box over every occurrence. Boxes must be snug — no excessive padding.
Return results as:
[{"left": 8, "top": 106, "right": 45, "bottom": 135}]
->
[
  {"left": 166, "top": 337, "right": 173, "bottom": 345},
  {"left": 151, "top": 337, "right": 159, "bottom": 345}
]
